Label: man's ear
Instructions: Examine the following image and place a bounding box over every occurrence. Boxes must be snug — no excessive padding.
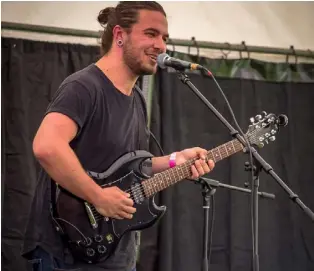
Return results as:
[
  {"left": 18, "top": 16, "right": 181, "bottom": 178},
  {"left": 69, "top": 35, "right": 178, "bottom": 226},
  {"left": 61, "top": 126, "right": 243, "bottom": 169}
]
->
[{"left": 113, "top": 25, "right": 125, "bottom": 44}]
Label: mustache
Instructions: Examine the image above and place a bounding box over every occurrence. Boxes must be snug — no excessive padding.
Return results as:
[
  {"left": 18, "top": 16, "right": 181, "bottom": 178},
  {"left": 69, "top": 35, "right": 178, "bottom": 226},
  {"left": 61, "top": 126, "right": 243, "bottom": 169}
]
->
[{"left": 145, "top": 49, "right": 163, "bottom": 55}]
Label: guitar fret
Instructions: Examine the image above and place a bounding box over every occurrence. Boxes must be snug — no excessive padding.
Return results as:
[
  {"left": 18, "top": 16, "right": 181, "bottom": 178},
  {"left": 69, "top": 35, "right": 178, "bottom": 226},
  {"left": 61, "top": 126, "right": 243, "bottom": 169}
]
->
[
  {"left": 172, "top": 167, "right": 177, "bottom": 182},
  {"left": 152, "top": 178, "right": 156, "bottom": 194},
  {"left": 150, "top": 179, "right": 154, "bottom": 194},
  {"left": 210, "top": 150, "right": 216, "bottom": 162},
  {"left": 226, "top": 142, "right": 233, "bottom": 154},
  {"left": 160, "top": 175, "right": 165, "bottom": 190},
  {"left": 179, "top": 166, "right": 184, "bottom": 179},
  {"left": 156, "top": 175, "right": 161, "bottom": 192},
  {"left": 220, "top": 146, "right": 225, "bottom": 159},
  {"left": 213, "top": 148, "right": 221, "bottom": 161},
  {"left": 223, "top": 144, "right": 228, "bottom": 157},
  {"left": 218, "top": 148, "right": 223, "bottom": 160},
  {"left": 231, "top": 140, "right": 236, "bottom": 153},
  {"left": 153, "top": 177, "right": 157, "bottom": 193},
  {"left": 216, "top": 148, "right": 221, "bottom": 159},
  {"left": 164, "top": 172, "right": 169, "bottom": 187},
  {"left": 159, "top": 174, "right": 164, "bottom": 190}
]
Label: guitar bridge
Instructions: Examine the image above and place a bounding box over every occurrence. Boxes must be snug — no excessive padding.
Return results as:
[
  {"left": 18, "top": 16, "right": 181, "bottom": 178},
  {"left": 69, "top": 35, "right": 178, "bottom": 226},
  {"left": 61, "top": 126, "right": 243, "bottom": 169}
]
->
[{"left": 130, "top": 182, "right": 145, "bottom": 204}]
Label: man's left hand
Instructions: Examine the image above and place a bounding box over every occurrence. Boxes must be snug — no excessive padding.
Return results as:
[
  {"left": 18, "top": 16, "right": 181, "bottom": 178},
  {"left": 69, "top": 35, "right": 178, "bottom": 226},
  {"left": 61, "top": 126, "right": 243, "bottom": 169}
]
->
[{"left": 175, "top": 147, "right": 215, "bottom": 180}]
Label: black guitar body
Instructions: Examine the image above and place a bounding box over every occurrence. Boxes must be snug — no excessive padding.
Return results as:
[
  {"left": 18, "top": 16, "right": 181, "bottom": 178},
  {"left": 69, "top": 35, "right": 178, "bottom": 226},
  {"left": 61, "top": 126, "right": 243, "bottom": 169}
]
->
[{"left": 55, "top": 150, "right": 166, "bottom": 264}]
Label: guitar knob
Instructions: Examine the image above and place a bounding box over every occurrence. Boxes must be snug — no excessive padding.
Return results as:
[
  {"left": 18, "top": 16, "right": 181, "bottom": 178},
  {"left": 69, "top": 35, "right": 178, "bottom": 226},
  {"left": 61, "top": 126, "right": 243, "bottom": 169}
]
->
[
  {"left": 86, "top": 248, "right": 95, "bottom": 257},
  {"left": 77, "top": 240, "right": 85, "bottom": 247},
  {"left": 250, "top": 117, "right": 255, "bottom": 124},
  {"left": 98, "top": 245, "right": 107, "bottom": 254},
  {"left": 255, "top": 115, "right": 262, "bottom": 121},
  {"left": 262, "top": 111, "right": 267, "bottom": 116},
  {"left": 94, "top": 235, "right": 103, "bottom": 243},
  {"left": 271, "top": 129, "right": 276, "bottom": 135},
  {"left": 85, "top": 237, "right": 92, "bottom": 246}
]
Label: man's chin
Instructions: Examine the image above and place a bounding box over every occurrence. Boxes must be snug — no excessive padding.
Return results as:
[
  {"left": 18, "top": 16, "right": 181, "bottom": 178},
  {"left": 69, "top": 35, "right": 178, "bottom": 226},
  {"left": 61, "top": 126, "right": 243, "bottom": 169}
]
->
[
  {"left": 139, "top": 65, "right": 157, "bottom": 76},
  {"left": 143, "top": 64, "right": 157, "bottom": 75}
]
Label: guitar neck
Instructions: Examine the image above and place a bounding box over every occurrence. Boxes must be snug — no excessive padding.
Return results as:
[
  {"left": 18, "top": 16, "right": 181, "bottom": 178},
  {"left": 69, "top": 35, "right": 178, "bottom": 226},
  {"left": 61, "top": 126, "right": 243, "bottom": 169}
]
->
[{"left": 142, "top": 139, "right": 244, "bottom": 197}]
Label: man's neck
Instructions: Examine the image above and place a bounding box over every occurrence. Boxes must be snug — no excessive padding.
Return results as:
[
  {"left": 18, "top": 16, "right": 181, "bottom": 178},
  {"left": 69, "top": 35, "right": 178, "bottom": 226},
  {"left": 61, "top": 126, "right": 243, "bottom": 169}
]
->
[{"left": 95, "top": 53, "right": 138, "bottom": 96}]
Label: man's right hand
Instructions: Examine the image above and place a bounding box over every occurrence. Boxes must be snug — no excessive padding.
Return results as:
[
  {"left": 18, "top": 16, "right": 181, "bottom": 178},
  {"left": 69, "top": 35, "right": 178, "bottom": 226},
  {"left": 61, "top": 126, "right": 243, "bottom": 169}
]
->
[{"left": 94, "top": 186, "right": 136, "bottom": 220}]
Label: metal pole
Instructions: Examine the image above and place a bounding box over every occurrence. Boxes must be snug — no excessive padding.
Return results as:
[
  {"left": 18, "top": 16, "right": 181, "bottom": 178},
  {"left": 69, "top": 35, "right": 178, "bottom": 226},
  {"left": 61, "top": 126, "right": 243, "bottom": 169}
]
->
[
  {"left": 2, "top": 21, "right": 100, "bottom": 38},
  {"left": 2, "top": 21, "right": 314, "bottom": 59}
]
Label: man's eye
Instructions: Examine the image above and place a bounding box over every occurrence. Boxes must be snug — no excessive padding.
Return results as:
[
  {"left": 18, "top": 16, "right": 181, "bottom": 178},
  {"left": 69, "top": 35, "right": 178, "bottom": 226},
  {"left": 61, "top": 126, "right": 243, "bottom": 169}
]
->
[{"left": 146, "top": 32, "right": 155, "bottom": 37}]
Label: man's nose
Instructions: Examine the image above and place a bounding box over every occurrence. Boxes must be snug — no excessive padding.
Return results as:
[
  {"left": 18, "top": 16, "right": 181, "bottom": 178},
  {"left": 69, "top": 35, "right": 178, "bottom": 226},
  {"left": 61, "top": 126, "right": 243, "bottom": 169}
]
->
[{"left": 154, "top": 36, "right": 167, "bottom": 53}]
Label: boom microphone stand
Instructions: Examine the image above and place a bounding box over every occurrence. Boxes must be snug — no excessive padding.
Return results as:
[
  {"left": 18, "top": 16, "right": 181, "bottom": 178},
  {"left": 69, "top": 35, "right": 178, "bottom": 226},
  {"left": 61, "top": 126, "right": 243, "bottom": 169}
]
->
[{"left": 175, "top": 69, "right": 314, "bottom": 271}]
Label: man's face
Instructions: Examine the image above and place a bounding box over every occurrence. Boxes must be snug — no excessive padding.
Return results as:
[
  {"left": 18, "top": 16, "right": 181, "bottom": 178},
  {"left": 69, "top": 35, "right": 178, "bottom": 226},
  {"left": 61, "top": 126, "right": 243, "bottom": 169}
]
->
[{"left": 122, "top": 10, "right": 169, "bottom": 76}]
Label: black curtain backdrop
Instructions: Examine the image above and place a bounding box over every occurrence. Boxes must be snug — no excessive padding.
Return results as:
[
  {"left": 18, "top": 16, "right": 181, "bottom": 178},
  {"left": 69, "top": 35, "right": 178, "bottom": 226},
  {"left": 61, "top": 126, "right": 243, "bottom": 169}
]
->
[
  {"left": 2, "top": 37, "right": 100, "bottom": 271},
  {"left": 2, "top": 37, "right": 314, "bottom": 271},
  {"left": 138, "top": 67, "right": 314, "bottom": 270}
]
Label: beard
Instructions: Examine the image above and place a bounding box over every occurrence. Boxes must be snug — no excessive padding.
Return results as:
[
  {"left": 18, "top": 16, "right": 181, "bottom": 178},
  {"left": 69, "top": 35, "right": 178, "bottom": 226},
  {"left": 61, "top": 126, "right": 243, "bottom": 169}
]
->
[{"left": 122, "top": 39, "right": 156, "bottom": 76}]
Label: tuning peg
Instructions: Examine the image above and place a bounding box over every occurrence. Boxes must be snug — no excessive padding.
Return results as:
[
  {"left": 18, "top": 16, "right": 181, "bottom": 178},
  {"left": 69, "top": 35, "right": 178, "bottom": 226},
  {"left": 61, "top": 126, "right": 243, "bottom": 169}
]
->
[
  {"left": 255, "top": 114, "right": 262, "bottom": 121},
  {"left": 265, "top": 133, "right": 270, "bottom": 138},
  {"left": 271, "top": 129, "right": 277, "bottom": 135},
  {"left": 262, "top": 111, "right": 267, "bottom": 117},
  {"left": 250, "top": 117, "right": 255, "bottom": 124},
  {"left": 269, "top": 136, "right": 276, "bottom": 141}
]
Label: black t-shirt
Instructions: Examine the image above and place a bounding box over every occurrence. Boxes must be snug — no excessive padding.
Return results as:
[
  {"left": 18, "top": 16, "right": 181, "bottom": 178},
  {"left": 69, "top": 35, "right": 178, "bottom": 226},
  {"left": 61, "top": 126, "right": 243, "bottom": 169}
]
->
[{"left": 22, "top": 64, "right": 150, "bottom": 270}]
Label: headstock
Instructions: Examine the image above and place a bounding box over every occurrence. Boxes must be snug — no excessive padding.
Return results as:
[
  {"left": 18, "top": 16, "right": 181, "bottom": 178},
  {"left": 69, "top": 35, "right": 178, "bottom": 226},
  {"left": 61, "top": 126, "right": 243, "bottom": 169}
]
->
[{"left": 246, "top": 111, "right": 288, "bottom": 148}]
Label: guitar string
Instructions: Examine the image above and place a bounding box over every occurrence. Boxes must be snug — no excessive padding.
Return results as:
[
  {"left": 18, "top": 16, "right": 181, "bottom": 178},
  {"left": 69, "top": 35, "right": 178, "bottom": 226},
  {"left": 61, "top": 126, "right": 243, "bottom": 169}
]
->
[{"left": 90, "top": 126, "right": 270, "bottom": 221}]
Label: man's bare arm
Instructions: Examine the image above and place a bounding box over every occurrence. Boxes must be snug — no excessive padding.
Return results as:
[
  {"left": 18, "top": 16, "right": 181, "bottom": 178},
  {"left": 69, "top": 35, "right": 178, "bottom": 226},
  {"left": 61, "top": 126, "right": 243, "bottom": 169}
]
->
[
  {"left": 33, "top": 112, "right": 135, "bottom": 219},
  {"left": 33, "top": 112, "right": 104, "bottom": 204}
]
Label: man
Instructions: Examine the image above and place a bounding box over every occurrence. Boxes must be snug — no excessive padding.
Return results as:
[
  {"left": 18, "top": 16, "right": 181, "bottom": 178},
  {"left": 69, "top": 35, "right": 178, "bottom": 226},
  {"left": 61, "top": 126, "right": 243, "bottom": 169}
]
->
[{"left": 22, "top": 2, "right": 215, "bottom": 271}]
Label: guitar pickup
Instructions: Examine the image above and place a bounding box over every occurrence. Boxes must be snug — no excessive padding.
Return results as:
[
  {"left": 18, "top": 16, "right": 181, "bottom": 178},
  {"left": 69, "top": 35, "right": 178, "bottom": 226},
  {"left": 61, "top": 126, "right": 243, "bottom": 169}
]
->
[
  {"left": 84, "top": 202, "right": 98, "bottom": 229},
  {"left": 130, "top": 182, "right": 145, "bottom": 204}
]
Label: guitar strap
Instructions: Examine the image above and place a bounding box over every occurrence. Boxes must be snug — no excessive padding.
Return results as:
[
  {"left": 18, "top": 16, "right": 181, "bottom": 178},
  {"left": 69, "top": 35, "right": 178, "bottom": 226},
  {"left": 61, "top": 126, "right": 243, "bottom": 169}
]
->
[{"left": 134, "top": 83, "right": 148, "bottom": 125}]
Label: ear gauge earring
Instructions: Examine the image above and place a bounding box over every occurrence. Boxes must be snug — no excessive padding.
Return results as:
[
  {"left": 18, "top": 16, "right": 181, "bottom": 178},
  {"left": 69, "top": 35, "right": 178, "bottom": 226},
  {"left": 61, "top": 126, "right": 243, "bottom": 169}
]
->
[{"left": 117, "top": 40, "right": 123, "bottom": 47}]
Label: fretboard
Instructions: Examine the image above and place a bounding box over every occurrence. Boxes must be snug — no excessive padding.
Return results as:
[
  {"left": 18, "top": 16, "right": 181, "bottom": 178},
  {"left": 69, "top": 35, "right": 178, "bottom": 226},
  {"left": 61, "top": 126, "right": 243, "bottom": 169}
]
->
[{"left": 142, "top": 139, "right": 244, "bottom": 197}]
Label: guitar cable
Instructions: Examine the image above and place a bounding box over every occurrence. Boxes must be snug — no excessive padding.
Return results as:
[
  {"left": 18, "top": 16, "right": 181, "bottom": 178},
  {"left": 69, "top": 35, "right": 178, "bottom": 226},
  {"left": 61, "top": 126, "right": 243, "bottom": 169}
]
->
[{"left": 149, "top": 130, "right": 165, "bottom": 156}]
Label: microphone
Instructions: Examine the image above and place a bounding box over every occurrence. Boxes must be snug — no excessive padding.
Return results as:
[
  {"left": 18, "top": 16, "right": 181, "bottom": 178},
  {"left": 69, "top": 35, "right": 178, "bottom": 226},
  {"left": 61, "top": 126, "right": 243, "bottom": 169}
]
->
[{"left": 157, "top": 53, "right": 204, "bottom": 71}]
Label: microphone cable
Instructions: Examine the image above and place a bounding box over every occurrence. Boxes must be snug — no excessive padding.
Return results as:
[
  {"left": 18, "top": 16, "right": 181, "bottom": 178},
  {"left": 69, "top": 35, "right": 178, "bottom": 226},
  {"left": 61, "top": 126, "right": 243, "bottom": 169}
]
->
[{"left": 201, "top": 67, "right": 257, "bottom": 271}]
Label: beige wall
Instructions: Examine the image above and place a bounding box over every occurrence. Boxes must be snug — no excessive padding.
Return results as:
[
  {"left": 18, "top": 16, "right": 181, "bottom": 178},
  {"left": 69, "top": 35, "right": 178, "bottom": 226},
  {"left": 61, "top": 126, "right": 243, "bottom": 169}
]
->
[{"left": 2, "top": 1, "right": 314, "bottom": 61}]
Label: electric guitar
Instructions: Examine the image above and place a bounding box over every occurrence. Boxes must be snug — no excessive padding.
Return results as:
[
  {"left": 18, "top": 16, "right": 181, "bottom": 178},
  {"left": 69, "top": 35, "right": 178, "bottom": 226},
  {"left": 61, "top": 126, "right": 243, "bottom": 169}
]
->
[{"left": 54, "top": 112, "right": 287, "bottom": 263}]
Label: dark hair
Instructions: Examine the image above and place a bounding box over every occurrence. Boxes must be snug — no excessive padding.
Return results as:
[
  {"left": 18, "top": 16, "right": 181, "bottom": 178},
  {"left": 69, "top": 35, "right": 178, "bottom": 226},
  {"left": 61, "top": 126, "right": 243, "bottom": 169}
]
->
[{"left": 97, "top": 1, "right": 166, "bottom": 55}]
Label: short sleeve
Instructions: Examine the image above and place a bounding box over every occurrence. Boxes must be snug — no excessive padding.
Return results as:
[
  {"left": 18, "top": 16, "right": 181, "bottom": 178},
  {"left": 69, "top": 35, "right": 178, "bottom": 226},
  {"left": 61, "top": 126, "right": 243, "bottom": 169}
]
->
[{"left": 46, "top": 80, "right": 94, "bottom": 134}]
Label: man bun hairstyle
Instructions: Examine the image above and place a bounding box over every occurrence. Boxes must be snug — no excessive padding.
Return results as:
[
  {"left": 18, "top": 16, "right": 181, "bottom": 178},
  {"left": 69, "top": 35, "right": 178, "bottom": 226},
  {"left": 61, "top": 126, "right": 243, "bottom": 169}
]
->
[{"left": 97, "top": 1, "right": 166, "bottom": 55}]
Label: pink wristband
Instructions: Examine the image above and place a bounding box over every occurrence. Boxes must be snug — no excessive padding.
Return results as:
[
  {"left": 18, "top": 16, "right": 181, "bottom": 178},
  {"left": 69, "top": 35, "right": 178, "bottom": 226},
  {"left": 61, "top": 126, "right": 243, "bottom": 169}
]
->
[{"left": 169, "top": 152, "right": 176, "bottom": 168}]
